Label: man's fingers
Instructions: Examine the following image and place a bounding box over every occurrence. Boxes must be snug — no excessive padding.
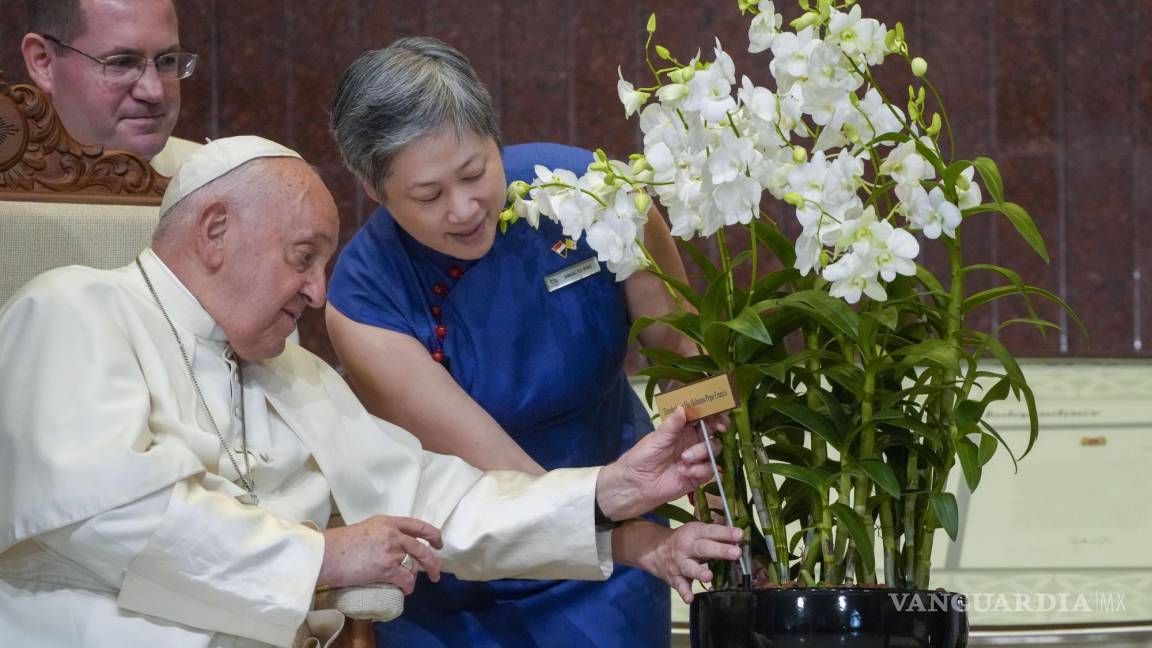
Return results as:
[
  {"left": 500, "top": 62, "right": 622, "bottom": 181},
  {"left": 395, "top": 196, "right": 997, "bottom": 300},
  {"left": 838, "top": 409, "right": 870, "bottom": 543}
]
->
[
  {"left": 696, "top": 523, "right": 744, "bottom": 543},
  {"left": 399, "top": 534, "right": 442, "bottom": 582},
  {"left": 674, "top": 576, "right": 695, "bottom": 604},
  {"left": 691, "top": 538, "right": 742, "bottom": 562},
  {"left": 390, "top": 516, "right": 444, "bottom": 549},
  {"left": 656, "top": 406, "right": 687, "bottom": 438},
  {"left": 391, "top": 564, "right": 417, "bottom": 595},
  {"left": 680, "top": 437, "right": 721, "bottom": 463}
]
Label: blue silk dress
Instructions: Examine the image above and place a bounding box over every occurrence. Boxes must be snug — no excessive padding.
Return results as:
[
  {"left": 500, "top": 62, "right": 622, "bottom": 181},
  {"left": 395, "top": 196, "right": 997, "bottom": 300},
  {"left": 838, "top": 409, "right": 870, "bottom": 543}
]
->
[{"left": 327, "top": 143, "right": 670, "bottom": 647}]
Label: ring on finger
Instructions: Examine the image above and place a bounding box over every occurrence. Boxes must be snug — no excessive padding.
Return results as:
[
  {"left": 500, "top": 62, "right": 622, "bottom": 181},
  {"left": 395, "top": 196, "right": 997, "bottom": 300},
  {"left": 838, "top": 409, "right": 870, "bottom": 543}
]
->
[{"left": 400, "top": 553, "right": 413, "bottom": 570}]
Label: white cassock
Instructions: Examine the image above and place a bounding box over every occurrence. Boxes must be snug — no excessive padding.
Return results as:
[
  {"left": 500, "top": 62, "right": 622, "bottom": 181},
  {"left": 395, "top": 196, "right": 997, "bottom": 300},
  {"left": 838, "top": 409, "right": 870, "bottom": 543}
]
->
[{"left": 0, "top": 249, "right": 612, "bottom": 648}]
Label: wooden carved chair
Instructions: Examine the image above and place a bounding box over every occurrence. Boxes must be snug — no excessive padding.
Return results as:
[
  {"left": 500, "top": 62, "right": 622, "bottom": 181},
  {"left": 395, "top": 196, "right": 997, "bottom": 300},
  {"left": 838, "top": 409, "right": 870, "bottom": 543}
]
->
[
  {"left": 0, "top": 72, "right": 167, "bottom": 306},
  {"left": 0, "top": 72, "right": 390, "bottom": 647}
]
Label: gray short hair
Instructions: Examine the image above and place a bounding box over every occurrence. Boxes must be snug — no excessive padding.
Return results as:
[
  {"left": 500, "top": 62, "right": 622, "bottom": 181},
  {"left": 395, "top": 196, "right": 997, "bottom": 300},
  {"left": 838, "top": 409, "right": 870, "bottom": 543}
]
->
[{"left": 330, "top": 36, "right": 501, "bottom": 198}]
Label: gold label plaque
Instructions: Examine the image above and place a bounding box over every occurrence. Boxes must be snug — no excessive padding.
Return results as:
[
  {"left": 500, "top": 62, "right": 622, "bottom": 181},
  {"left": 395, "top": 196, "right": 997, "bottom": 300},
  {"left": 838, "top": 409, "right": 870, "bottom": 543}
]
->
[{"left": 653, "top": 373, "right": 738, "bottom": 422}]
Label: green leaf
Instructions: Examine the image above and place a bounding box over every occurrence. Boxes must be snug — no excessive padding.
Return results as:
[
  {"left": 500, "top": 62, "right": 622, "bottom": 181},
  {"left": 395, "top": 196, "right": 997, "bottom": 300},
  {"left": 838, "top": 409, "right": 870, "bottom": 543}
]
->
[
  {"left": 749, "top": 267, "right": 802, "bottom": 303},
  {"left": 677, "top": 238, "right": 720, "bottom": 283},
  {"left": 773, "top": 401, "right": 846, "bottom": 449},
  {"left": 829, "top": 502, "right": 876, "bottom": 576},
  {"left": 750, "top": 219, "right": 797, "bottom": 268},
  {"left": 942, "top": 160, "right": 973, "bottom": 197},
  {"left": 717, "top": 306, "right": 774, "bottom": 345},
  {"left": 759, "top": 463, "right": 831, "bottom": 493},
  {"left": 652, "top": 502, "right": 696, "bottom": 524},
  {"left": 875, "top": 433, "right": 946, "bottom": 471},
  {"left": 979, "top": 337, "right": 1040, "bottom": 458},
  {"left": 855, "top": 459, "right": 902, "bottom": 498},
  {"left": 815, "top": 388, "right": 852, "bottom": 442},
  {"left": 978, "top": 432, "right": 999, "bottom": 465},
  {"left": 635, "top": 365, "right": 703, "bottom": 385},
  {"left": 699, "top": 273, "right": 732, "bottom": 329},
  {"left": 769, "top": 289, "right": 860, "bottom": 338},
  {"left": 628, "top": 313, "right": 702, "bottom": 346},
  {"left": 890, "top": 339, "right": 961, "bottom": 374},
  {"left": 956, "top": 437, "right": 982, "bottom": 491},
  {"left": 930, "top": 492, "right": 960, "bottom": 541},
  {"left": 970, "top": 156, "right": 1004, "bottom": 204},
  {"left": 999, "top": 202, "right": 1049, "bottom": 262},
  {"left": 642, "top": 267, "right": 703, "bottom": 311}
]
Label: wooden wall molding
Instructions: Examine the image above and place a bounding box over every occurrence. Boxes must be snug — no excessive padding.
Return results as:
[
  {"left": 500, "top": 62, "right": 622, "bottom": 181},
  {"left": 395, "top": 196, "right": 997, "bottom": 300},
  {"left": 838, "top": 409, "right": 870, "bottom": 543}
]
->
[{"left": 0, "top": 71, "right": 166, "bottom": 206}]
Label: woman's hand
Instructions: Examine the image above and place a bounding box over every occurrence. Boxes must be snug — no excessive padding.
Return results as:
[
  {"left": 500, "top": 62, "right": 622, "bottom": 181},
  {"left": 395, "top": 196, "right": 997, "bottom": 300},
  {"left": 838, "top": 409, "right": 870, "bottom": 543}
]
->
[
  {"left": 318, "top": 515, "right": 443, "bottom": 593},
  {"left": 611, "top": 519, "right": 744, "bottom": 604}
]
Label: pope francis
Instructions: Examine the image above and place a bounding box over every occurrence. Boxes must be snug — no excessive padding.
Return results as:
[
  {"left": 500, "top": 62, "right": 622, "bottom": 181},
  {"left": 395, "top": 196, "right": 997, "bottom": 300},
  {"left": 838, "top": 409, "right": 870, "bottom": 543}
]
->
[{"left": 0, "top": 136, "right": 742, "bottom": 647}]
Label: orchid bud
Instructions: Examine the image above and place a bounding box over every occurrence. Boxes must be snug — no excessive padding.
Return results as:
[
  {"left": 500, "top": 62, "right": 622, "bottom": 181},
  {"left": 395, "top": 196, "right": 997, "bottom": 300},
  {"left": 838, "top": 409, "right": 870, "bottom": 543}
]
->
[
  {"left": 655, "top": 45, "right": 672, "bottom": 61},
  {"left": 506, "top": 180, "right": 531, "bottom": 201},
  {"left": 669, "top": 65, "right": 695, "bottom": 84},
  {"left": 589, "top": 160, "right": 611, "bottom": 173},
  {"left": 907, "top": 100, "right": 920, "bottom": 122},
  {"left": 499, "top": 206, "right": 518, "bottom": 225},
  {"left": 885, "top": 23, "right": 905, "bottom": 54},
  {"left": 630, "top": 156, "right": 652, "bottom": 174},
  {"left": 656, "top": 83, "right": 689, "bottom": 103},
  {"left": 791, "top": 11, "right": 821, "bottom": 30},
  {"left": 783, "top": 192, "right": 805, "bottom": 207},
  {"left": 738, "top": 0, "right": 757, "bottom": 13},
  {"left": 646, "top": 13, "right": 657, "bottom": 34},
  {"left": 955, "top": 171, "right": 971, "bottom": 192},
  {"left": 792, "top": 146, "right": 808, "bottom": 163},
  {"left": 633, "top": 192, "right": 652, "bottom": 214},
  {"left": 911, "top": 57, "right": 928, "bottom": 77},
  {"left": 926, "top": 112, "right": 942, "bottom": 136},
  {"left": 843, "top": 122, "right": 860, "bottom": 144}
]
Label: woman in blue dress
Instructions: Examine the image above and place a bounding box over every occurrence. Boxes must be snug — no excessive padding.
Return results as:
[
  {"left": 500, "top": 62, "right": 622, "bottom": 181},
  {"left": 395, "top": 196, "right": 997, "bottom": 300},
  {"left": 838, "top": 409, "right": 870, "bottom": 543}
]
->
[{"left": 326, "top": 37, "right": 704, "bottom": 647}]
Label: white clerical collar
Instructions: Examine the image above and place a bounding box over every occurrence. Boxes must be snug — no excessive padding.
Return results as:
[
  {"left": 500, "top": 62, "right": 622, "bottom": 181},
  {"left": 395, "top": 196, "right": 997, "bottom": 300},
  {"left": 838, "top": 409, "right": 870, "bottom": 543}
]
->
[{"left": 137, "top": 248, "right": 229, "bottom": 342}]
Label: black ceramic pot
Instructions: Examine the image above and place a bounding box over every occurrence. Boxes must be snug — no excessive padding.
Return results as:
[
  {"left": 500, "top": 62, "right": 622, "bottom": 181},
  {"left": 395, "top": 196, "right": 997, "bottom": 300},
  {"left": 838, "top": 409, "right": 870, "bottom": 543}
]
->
[{"left": 690, "top": 588, "right": 968, "bottom": 648}]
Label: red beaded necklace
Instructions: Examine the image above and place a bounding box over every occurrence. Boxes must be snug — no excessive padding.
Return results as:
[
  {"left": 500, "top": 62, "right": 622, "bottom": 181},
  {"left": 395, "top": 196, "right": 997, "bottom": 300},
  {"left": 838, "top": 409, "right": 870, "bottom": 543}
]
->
[{"left": 429, "top": 264, "right": 467, "bottom": 365}]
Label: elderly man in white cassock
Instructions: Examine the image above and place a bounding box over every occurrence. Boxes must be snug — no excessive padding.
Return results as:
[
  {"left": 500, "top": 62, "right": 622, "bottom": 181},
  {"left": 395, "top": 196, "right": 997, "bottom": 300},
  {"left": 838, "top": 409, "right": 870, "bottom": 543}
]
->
[{"left": 0, "top": 136, "right": 743, "bottom": 647}]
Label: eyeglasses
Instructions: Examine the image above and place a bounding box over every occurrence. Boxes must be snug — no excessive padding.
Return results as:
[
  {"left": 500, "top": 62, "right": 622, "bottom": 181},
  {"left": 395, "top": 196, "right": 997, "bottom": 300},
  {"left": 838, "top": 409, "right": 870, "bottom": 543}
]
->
[{"left": 41, "top": 34, "right": 198, "bottom": 83}]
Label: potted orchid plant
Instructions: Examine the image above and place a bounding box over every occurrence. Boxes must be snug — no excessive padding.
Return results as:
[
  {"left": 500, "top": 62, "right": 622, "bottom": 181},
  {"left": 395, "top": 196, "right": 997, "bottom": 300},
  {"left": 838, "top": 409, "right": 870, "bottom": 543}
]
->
[{"left": 501, "top": 0, "right": 1078, "bottom": 645}]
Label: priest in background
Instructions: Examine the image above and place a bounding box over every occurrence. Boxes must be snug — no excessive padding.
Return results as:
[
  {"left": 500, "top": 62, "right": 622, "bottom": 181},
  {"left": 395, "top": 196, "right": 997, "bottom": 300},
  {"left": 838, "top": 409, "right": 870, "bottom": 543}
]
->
[{"left": 19, "top": 0, "right": 200, "bottom": 175}]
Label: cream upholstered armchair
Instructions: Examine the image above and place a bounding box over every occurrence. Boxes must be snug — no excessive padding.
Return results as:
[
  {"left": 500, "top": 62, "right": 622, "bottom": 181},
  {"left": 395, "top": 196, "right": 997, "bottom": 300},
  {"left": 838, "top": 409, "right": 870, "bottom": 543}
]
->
[
  {"left": 0, "top": 72, "right": 398, "bottom": 648},
  {"left": 0, "top": 73, "right": 166, "bottom": 306}
]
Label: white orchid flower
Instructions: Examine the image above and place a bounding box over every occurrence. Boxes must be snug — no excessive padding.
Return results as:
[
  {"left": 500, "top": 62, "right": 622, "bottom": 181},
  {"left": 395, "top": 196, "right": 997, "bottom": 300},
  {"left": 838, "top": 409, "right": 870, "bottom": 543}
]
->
[
  {"left": 881, "top": 140, "right": 935, "bottom": 197},
  {"left": 874, "top": 224, "right": 920, "bottom": 281},
  {"left": 617, "top": 68, "right": 650, "bottom": 117},
  {"left": 748, "top": 1, "right": 782, "bottom": 53},
  {"left": 824, "top": 252, "right": 886, "bottom": 303},
  {"left": 957, "top": 167, "right": 982, "bottom": 210}
]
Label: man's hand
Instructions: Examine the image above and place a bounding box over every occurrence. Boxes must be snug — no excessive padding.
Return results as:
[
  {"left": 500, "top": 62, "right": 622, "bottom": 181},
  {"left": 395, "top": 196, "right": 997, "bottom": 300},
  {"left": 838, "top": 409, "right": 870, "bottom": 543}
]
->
[
  {"left": 317, "top": 515, "right": 443, "bottom": 594},
  {"left": 613, "top": 520, "right": 744, "bottom": 604},
  {"left": 595, "top": 407, "right": 721, "bottom": 522}
]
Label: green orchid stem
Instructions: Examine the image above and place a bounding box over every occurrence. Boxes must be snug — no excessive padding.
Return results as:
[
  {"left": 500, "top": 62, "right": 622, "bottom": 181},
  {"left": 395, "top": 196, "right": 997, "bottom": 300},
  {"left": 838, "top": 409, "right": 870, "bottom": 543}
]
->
[
  {"left": 834, "top": 469, "right": 852, "bottom": 583},
  {"left": 851, "top": 366, "right": 878, "bottom": 584},
  {"left": 741, "top": 415, "right": 788, "bottom": 583},
  {"left": 717, "top": 228, "right": 737, "bottom": 318},
  {"left": 639, "top": 244, "right": 689, "bottom": 315},
  {"left": 902, "top": 452, "right": 919, "bottom": 587},
  {"left": 914, "top": 235, "right": 966, "bottom": 586},
  {"left": 819, "top": 486, "right": 837, "bottom": 583},
  {"left": 879, "top": 500, "right": 898, "bottom": 586},
  {"left": 921, "top": 76, "right": 956, "bottom": 163}
]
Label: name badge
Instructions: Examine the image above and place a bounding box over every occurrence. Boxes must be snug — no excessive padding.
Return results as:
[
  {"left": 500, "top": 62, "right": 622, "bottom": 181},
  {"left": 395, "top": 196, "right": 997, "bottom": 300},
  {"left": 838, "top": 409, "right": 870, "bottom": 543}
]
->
[{"left": 544, "top": 256, "right": 600, "bottom": 292}]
